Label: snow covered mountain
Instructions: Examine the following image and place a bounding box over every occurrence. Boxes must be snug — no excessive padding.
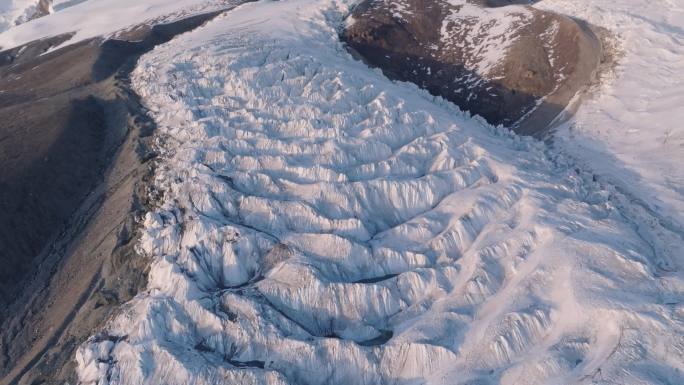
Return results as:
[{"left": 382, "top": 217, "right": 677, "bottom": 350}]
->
[
  {"left": 0, "top": 0, "right": 50, "bottom": 33},
  {"left": 0, "top": 0, "right": 237, "bottom": 50},
  {"left": 0, "top": 0, "right": 682, "bottom": 384}
]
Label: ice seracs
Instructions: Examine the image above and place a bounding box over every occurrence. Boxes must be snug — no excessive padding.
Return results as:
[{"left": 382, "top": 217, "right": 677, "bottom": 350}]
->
[{"left": 75, "top": 0, "right": 683, "bottom": 384}]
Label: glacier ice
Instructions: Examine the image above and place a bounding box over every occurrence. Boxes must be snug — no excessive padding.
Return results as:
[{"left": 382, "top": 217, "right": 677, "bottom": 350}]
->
[{"left": 75, "top": 0, "right": 684, "bottom": 384}]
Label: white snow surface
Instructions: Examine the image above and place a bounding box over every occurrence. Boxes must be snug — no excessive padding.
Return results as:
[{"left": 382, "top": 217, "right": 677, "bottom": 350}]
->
[
  {"left": 0, "top": 0, "right": 237, "bottom": 50},
  {"left": 0, "top": 0, "right": 47, "bottom": 33},
  {"left": 73, "top": 0, "right": 684, "bottom": 384},
  {"left": 535, "top": 0, "right": 684, "bottom": 235}
]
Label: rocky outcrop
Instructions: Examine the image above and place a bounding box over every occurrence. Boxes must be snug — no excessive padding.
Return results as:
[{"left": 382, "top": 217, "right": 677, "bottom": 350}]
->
[{"left": 341, "top": 0, "right": 602, "bottom": 135}]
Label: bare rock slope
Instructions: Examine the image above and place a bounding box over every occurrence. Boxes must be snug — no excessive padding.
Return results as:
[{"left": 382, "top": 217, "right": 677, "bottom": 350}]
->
[
  {"left": 341, "top": 0, "right": 602, "bottom": 134},
  {"left": 0, "top": 10, "right": 230, "bottom": 385}
]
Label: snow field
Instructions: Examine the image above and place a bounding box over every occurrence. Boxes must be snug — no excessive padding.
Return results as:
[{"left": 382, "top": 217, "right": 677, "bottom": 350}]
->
[
  {"left": 0, "top": 0, "right": 47, "bottom": 33},
  {"left": 536, "top": 0, "right": 684, "bottom": 234},
  {"left": 0, "top": 0, "right": 242, "bottom": 50}
]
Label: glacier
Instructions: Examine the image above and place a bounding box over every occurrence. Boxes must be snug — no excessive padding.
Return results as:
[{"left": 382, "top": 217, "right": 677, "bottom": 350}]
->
[{"left": 59, "top": 0, "right": 684, "bottom": 384}]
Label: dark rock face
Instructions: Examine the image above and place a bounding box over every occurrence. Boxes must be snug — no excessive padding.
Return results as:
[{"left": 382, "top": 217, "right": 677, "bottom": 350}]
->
[{"left": 341, "top": 0, "right": 601, "bottom": 134}]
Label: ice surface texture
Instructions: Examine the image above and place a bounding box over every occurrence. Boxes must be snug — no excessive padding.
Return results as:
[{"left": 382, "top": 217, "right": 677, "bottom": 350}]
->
[{"left": 76, "top": 0, "right": 684, "bottom": 384}]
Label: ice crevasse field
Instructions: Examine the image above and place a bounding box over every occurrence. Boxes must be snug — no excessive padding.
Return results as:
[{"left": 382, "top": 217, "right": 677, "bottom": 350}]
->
[{"left": 0, "top": 0, "right": 674, "bottom": 384}]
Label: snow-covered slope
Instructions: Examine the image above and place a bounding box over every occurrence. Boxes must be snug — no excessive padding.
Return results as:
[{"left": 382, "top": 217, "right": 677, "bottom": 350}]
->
[
  {"left": 73, "top": 0, "right": 684, "bottom": 384},
  {"left": 535, "top": 0, "right": 684, "bottom": 234},
  {"left": 0, "top": 0, "right": 236, "bottom": 50},
  {"left": 342, "top": 0, "right": 602, "bottom": 133},
  {"left": 0, "top": 0, "right": 103, "bottom": 35},
  {"left": 0, "top": 0, "right": 48, "bottom": 33}
]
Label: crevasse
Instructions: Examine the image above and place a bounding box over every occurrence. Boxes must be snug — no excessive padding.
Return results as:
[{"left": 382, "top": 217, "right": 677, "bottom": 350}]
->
[{"left": 76, "top": 0, "right": 684, "bottom": 384}]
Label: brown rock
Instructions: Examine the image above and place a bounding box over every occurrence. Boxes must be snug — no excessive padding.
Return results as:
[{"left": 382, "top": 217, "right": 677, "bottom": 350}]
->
[
  {"left": 341, "top": 0, "right": 602, "bottom": 135},
  {"left": 0, "top": 10, "right": 231, "bottom": 385}
]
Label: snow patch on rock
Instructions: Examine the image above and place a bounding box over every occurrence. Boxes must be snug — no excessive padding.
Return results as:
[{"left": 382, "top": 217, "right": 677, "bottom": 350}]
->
[{"left": 441, "top": 0, "right": 532, "bottom": 78}]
